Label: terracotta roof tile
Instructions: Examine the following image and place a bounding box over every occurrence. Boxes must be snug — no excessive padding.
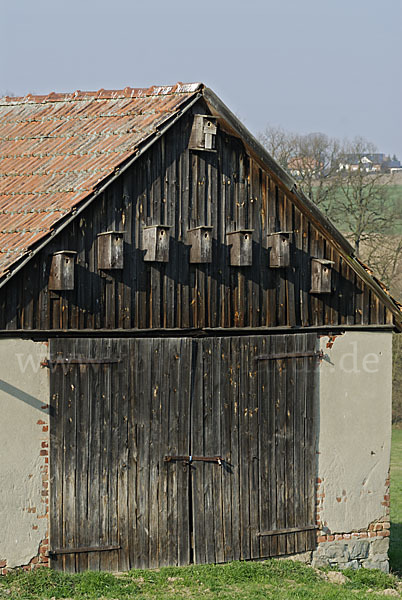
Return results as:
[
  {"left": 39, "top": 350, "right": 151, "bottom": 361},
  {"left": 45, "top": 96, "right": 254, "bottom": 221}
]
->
[{"left": 0, "top": 82, "right": 202, "bottom": 276}]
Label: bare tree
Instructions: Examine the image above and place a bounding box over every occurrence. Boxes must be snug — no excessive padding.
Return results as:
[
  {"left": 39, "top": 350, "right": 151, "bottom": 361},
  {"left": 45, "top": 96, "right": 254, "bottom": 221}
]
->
[
  {"left": 333, "top": 138, "right": 401, "bottom": 257},
  {"left": 258, "top": 125, "right": 296, "bottom": 170},
  {"left": 361, "top": 236, "right": 402, "bottom": 299},
  {"left": 258, "top": 126, "right": 340, "bottom": 217}
]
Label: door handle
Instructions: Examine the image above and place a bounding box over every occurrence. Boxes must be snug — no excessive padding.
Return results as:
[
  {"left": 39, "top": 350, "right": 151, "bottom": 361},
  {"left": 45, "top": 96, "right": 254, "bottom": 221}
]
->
[{"left": 164, "top": 455, "right": 223, "bottom": 465}]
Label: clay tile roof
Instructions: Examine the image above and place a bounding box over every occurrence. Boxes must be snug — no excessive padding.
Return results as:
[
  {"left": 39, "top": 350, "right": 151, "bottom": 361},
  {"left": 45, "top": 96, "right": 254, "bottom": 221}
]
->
[{"left": 0, "top": 82, "right": 202, "bottom": 277}]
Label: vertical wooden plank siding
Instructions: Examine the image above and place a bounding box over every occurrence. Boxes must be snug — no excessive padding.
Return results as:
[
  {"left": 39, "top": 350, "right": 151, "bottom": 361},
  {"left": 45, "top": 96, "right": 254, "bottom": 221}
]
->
[
  {"left": 50, "top": 333, "right": 319, "bottom": 572},
  {"left": 1, "top": 107, "right": 393, "bottom": 332}
]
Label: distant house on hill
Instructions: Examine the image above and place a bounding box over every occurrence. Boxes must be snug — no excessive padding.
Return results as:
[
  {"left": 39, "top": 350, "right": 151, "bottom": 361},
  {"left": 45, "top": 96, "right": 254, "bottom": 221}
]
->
[
  {"left": 0, "top": 82, "right": 400, "bottom": 576},
  {"left": 339, "top": 153, "right": 401, "bottom": 174},
  {"left": 381, "top": 158, "right": 402, "bottom": 173},
  {"left": 339, "top": 153, "right": 385, "bottom": 173}
]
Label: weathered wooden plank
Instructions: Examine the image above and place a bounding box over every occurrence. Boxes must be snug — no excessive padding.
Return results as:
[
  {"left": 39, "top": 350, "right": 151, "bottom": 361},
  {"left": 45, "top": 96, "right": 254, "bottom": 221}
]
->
[
  {"left": 98, "top": 339, "right": 112, "bottom": 572},
  {"left": 293, "top": 335, "right": 305, "bottom": 554},
  {"left": 257, "top": 335, "right": 271, "bottom": 558},
  {"left": 176, "top": 338, "right": 191, "bottom": 566},
  {"left": 191, "top": 338, "right": 206, "bottom": 564},
  {"left": 229, "top": 337, "right": 241, "bottom": 561},
  {"left": 211, "top": 337, "right": 225, "bottom": 564},
  {"left": 274, "top": 335, "right": 287, "bottom": 556},
  {"left": 128, "top": 339, "right": 138, "bottom": 569},
  {"left": 165, "top": 339, "right": 180, "bottom": 565},
  {"left": 220, "top": 337, "right": 234, "bottom": 562},
  {"left": 49, "top": 340, "right": 64, "bottom": 571},
  {"left": 238, "top": 336, "right": 251, "bottom": 559},
  {"left": 248, "top": 338, "right": 260, "bottom": 559},
  {"left": 62, "top": 339, "right": 77, "bottom": 572},
  {"left": 115, "top": 339, "right": 129, "bottom": 571},
  {"left": 148, "top": 339, "right": 161, "bottom": 568},
  {"left": 305, "top": 334, "right": 318, "bottom": 551},
  {"left": 76, "top": 340, "right": 90, "bottom": 573},
  {"left": 284, "top": 335, "right": 296, "bottom": 556},
  {"left": 201, "top": 338, "right": 216, "bottom": 564},
  {"left": 136, "top": 338, "right": 153, "bottom": 568}
]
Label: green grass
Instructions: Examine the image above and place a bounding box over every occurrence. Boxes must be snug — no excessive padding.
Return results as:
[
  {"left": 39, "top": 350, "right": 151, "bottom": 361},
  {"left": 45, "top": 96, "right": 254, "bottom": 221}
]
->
[
  {"left": 390, "top": 427, "right": 402, "bottom": 575},
  {"left": 0, "top": 560, "right": 400, "bottom": 599}
]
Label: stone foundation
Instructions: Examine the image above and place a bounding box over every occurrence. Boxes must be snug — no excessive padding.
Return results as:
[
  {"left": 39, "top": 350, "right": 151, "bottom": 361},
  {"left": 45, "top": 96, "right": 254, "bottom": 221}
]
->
[{"left": 312, "top": 535, "right": 390, "bottom": 572}]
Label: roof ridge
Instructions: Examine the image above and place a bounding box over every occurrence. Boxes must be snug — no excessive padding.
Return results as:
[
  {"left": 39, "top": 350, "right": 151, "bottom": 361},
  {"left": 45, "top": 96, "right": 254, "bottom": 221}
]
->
[{"left": 0, "top": 82, "right": 203, "bottom": 105}]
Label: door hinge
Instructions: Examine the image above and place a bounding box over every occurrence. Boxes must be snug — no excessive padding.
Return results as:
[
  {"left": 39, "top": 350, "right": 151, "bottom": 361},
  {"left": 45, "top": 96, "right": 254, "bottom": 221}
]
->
[
  {"left": 257, "top": 525, "right": 316, "bottom": 537},
  {"left": 256, "top": 350, "right": 324, "bottom": 361},
  {"left": 48, "top": 544, "right": 121, "bottom": 556},
  {"left": 41, "top": 358, "right": 121, "bottom": 368}
]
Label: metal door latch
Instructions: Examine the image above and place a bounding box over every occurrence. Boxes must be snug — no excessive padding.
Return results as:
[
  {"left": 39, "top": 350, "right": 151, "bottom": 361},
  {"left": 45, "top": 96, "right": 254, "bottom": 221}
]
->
[{"left": 164, "top": 455, "right": 223, "bottom": 465}]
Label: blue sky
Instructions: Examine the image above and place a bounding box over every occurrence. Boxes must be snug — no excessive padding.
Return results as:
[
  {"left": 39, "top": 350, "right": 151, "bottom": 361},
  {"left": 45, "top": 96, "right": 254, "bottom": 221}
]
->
[{"left": 1, "top": 0, "right": 401, "bottom": 157}]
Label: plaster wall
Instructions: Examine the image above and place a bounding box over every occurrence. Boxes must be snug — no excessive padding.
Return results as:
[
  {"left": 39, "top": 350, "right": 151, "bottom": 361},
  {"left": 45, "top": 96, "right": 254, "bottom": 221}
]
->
[
  {"left": 0, "top": 339, "right": 49, "bottom": 569},
  {"left": 318, "top": 331, "right": 392, "bottom": 533}
]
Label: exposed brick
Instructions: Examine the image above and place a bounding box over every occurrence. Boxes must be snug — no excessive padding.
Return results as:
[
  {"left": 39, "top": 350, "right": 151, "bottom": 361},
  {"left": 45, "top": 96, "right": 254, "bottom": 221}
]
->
[
  {"left": 359, "top": 532, "right": 368, "bottom": 538},
  {"left": 42, "top": 426, "right": 48, "bottom": 432},
  {"left": 343, "top": 533, "right": 351, "bottom": 539},
  {"left": 316, "top": 478, "right": 322, "bottom": 484},
  {"left": 40, "top": 450, "right": 48, "bottom": 456},
  {"left": 0, "top": 560, "right": 6, "bottom": 568},
  {"left": 327, "top": 535, "right": 335, "bottom": 541},
  {"left": 37, "top": 420, "right": 46, "bottom": 425},
  {"left": 317, "top": 536, "right": 327, "bottom": 543},
  {"left": 383, "top": 522, "right": 390, "bottom": 529},
  {"left": 41, "top": 441, "right": 48, "bottom": 449},
  {"left": 368, "top": 531, "right": 377, "bottom": 538},
  {"left": 374, "top": 523, "right": 383, "bottom": 531}
]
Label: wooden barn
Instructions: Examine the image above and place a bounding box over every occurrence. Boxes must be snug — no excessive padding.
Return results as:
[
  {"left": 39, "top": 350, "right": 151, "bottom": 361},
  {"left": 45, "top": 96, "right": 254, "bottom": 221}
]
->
[{"left": 0, "top": 82, "right": 400, "bottom": 574}]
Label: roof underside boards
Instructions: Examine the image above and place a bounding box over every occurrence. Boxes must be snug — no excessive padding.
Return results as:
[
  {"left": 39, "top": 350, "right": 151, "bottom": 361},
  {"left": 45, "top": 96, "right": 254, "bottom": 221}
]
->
[{"left": 0, "top": 83, "right": 202, "bottom": 276}]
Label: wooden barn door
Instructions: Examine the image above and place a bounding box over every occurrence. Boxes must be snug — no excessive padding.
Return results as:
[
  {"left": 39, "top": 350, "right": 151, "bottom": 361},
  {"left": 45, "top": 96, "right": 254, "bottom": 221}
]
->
[
  {"left": 49, "top": 337, "right": 193, "bottom": 572},
  {"left": 190, "top": 333, "right": 318, "bottom": 564},
  {"left": 254, "top": 333, "right": 318, "bottom": 557},
  {"left": 49, "top": 338, "right": 132, "bottom": 572},
  {"left": 49, "top": 334, "right": 318, "bottom": 571}
]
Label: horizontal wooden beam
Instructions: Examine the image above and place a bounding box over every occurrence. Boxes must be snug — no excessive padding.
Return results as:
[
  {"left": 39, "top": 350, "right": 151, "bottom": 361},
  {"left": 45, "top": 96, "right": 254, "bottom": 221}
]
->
[
  {"left": 0, "top": 324, "right": 395, "bottom": 340},
  {"left": 257, "top": 525, "right": 316, "bottom": 537},
  {"left": 49, "top": 545, "right": 121, "bottom": 556}
]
